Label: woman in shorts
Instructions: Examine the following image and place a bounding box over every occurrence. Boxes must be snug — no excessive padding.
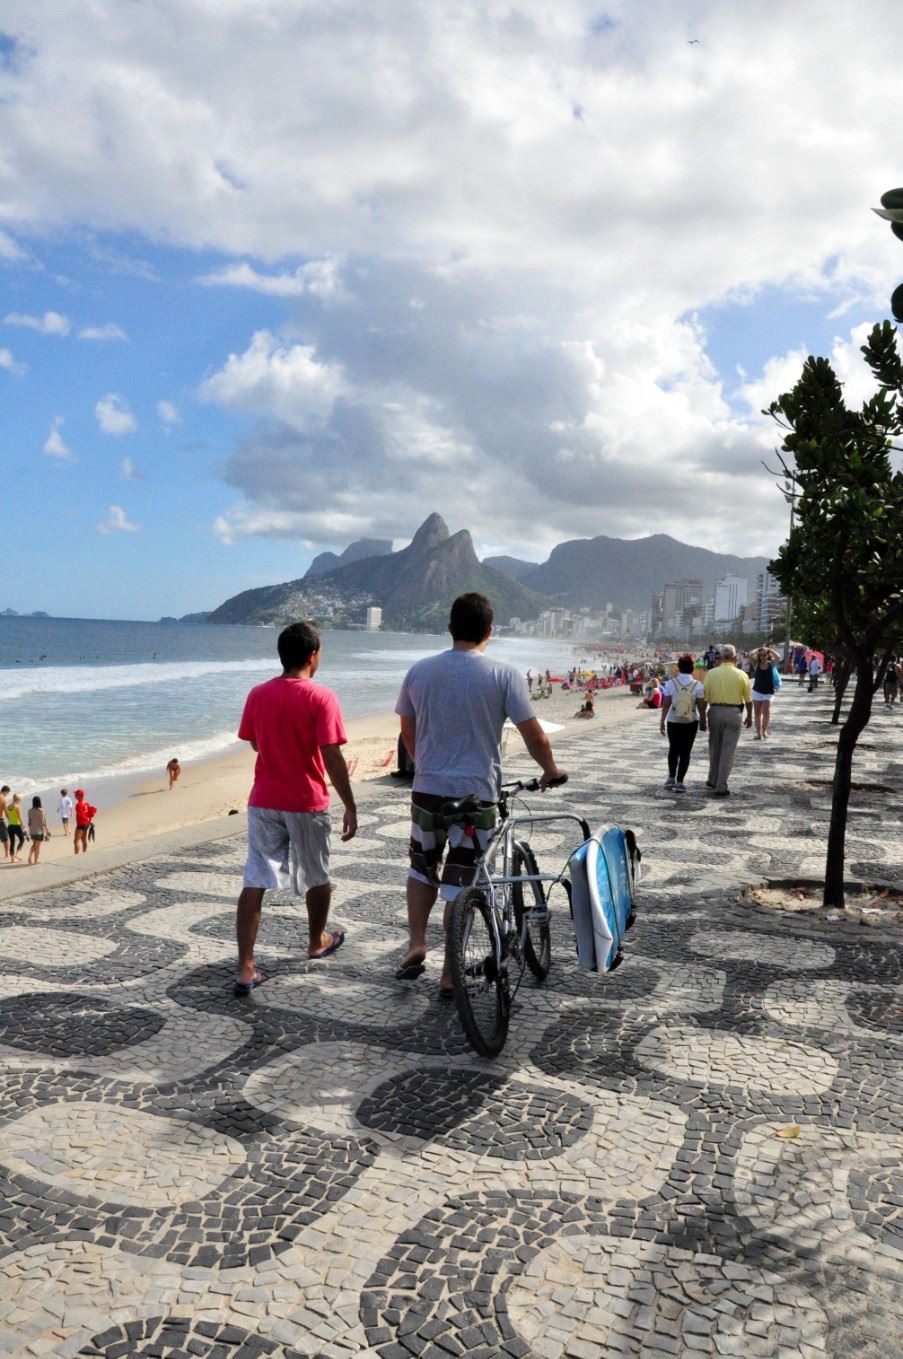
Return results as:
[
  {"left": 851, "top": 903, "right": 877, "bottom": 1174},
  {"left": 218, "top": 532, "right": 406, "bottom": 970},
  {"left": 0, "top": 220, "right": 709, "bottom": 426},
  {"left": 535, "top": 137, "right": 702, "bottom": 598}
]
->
[
  {"left": 750, "top": 647, "right": 781, "bottom": 739},
  {"left": 6, "top": 794, "right": 26, "bottom": 862},
  {"left": 27, "top": 796, "right": 49, "bottom": 864}
]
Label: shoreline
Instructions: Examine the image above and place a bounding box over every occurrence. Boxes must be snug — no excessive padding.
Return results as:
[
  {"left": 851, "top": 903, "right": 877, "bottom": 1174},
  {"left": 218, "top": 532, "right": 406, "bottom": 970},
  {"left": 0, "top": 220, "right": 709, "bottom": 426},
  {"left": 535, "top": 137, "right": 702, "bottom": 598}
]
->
[{"left": 0, "top": 684, "right": 650, "bottom": 898}]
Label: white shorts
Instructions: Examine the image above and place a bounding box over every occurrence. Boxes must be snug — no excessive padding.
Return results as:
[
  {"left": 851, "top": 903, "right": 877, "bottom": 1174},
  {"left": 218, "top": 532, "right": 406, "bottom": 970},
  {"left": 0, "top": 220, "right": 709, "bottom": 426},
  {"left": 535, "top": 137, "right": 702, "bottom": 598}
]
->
[
  {"left": 243, "top": 806, "right": 331, "bottom": 895},
  {"left": 751, "top": 691, "right": 774, "bottom": 703}
]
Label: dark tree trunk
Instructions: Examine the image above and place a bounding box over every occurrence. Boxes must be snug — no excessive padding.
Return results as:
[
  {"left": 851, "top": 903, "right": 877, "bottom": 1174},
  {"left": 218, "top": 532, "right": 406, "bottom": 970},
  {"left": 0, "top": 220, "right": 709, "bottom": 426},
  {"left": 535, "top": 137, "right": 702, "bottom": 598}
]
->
[
  {"left": 823, "top": 658, "right": 874, "bottom": 908},
  {"left": 830, "top": 655, "right": 852, "bottom": 725}
]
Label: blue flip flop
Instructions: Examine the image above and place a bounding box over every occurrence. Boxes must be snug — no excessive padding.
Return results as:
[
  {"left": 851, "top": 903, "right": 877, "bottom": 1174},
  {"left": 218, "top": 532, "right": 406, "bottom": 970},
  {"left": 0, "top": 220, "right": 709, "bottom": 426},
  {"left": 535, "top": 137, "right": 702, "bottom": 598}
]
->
[
  {"left": 309, "top": 929, "right": 345, "bottom": 960},
  {"left": 233, "top": 973, "right": 265, "bottom": 998}
]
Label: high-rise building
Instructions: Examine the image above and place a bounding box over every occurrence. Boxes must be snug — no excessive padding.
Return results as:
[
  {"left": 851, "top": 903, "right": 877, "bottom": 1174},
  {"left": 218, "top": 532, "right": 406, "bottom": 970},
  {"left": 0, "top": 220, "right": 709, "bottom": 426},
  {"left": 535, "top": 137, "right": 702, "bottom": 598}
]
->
[
  {"left": 755, "top": 570, "right": 786, "bottom": 632},
  {"left": 714, "top": 574, "right": 749, "bottom": 622},
  {"left": 366, "top": 606, "right": 383, "bottom": 631}
]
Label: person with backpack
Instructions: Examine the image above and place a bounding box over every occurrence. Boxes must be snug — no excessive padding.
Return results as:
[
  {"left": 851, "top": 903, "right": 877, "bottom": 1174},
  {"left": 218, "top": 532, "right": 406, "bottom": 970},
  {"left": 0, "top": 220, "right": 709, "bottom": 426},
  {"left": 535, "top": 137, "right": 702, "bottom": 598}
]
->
[{"left": 659, "top": 654, "right": 707, "bottom": 793}]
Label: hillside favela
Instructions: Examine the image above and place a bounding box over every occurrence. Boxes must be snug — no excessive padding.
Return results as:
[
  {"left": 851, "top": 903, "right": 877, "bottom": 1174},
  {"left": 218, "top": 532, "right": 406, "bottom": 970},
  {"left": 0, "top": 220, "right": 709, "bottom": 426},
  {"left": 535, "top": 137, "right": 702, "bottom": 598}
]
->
[
  {"left": 0, "top": 6, "right": 901, "bottom": 1359},
  {"left": 193, "top": 511, "right": 779, "bottom": 643}
]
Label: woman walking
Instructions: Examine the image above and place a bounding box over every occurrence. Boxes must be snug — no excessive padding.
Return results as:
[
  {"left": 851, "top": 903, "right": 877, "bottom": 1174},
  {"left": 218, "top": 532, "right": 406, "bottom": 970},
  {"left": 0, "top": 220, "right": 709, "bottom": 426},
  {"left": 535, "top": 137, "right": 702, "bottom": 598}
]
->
[
  {"left": 659, "top": 655, "right": 707, "bottom": 792},
  {"left": 6, "top": 794, "right": 26, "bottom": 862},
  {"left": 750, "top": 647, "right": 782, "bottom": 739},
  {"left": 27, "top": 797, "right": 49, "bottom": 864}
]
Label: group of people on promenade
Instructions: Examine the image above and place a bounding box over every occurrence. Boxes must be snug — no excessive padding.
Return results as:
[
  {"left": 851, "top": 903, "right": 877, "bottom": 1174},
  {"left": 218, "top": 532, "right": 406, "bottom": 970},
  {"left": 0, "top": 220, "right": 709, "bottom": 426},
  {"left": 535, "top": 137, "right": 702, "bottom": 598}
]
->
[
  {"left": 232, "top": 594, "right": 566, "bottom": 998},
  {"left": 227, "top": 597, "right": 897, "bottom": 996},
  {"left": 656, "top": 643, "right": 776, "bottom": 796},
  {"left": 0, "top": 785, "right": 97, "bottom": 865}
]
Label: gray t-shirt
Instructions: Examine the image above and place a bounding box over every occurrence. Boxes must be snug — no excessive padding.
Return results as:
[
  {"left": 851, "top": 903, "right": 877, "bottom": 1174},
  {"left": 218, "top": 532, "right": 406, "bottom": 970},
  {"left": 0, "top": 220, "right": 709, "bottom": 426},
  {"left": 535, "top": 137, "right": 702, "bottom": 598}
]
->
[{"left": 395, "top": 648, "right": 534, "bottom": 801}]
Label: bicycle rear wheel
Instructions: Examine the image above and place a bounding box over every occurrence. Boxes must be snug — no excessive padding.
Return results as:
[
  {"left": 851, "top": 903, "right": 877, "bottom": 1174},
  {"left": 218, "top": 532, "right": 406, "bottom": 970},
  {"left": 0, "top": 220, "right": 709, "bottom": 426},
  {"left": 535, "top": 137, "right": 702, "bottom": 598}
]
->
[
  {"left": 448, "top": 887, "right": 509, "bottom": 1058},
  {"left": 512, "top": 842, "right": 551, "bottom": 981}
]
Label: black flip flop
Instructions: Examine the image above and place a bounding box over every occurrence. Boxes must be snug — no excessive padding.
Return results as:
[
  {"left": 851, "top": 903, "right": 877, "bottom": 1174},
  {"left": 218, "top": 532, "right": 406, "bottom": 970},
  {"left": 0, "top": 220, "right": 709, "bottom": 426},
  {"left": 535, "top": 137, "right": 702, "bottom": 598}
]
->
[
  {"left": 395, "top": 959, "right": 426, "bottom": 981},
  {"left": 233, "top": 974, "right": 265, "bottom": 998}
]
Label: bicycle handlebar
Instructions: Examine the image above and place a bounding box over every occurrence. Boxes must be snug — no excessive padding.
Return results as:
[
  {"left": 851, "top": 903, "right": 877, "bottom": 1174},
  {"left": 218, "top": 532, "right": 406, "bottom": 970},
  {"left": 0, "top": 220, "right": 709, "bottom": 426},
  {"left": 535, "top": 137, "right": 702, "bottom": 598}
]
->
[{"left": 501, "top": 774, "right": 568, "bottom": 795}]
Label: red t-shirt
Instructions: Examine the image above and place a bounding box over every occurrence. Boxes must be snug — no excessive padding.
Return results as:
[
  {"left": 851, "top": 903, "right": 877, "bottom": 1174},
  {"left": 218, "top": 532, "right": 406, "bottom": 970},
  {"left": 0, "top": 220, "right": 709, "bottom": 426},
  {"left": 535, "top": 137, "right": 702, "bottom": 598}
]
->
[
  {"left": 75, "top": 798, "right": 96, "bottom": 827},
  {"left": 238, "top": 676, "right": 347, "bottom": 813}
]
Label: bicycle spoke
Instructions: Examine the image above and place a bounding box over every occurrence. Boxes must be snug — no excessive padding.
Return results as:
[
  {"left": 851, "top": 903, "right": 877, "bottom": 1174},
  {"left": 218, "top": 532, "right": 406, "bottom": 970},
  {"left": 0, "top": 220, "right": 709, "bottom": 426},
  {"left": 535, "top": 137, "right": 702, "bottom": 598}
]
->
[{"left": 449, "top": 888, "right": 509, "bottom": 1057}]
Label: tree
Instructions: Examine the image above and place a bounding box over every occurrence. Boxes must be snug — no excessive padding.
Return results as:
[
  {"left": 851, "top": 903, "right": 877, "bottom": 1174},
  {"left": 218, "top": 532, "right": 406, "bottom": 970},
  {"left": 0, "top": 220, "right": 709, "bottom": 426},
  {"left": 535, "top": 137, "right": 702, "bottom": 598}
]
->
[{"left": 767, "top": 324, "right": 903, "bottom": 907}]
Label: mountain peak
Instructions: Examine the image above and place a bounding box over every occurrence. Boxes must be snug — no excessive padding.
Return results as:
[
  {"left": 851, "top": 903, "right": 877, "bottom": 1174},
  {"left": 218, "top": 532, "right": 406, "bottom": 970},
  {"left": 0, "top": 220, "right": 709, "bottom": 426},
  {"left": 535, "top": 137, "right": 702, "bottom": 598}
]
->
[{"left": 409, "top": 513, "right": 449, "bottom": 554}]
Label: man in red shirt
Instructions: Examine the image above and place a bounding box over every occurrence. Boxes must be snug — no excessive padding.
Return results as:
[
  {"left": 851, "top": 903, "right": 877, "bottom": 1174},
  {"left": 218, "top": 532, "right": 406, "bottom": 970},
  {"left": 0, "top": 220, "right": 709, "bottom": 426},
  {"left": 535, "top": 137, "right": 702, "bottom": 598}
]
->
[{"left": 234, "top": 621, "right": 357, "bottom": 997}]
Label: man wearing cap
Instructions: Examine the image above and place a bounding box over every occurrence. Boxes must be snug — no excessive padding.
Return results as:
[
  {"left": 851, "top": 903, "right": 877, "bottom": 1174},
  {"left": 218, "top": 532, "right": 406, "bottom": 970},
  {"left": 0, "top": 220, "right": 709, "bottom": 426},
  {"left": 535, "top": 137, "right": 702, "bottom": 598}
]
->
[{"left": 702, "top": 644, "right": 752, "bottom": 797}]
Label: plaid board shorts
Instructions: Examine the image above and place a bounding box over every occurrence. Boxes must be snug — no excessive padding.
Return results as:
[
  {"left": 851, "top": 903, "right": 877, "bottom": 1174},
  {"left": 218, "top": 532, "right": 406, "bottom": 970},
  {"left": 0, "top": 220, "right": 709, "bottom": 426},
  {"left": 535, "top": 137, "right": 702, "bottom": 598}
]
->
[
  {"left": 243, "top": 806, "right": 331, "bottom": 896},
  {"left": 408, "top": 792, "right": 497, "bottom": 902}
]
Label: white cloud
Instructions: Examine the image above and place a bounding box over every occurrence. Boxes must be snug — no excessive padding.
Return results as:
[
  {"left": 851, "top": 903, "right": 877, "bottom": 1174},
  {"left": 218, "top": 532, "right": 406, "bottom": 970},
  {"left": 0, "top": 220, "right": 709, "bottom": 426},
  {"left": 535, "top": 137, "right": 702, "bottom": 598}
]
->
[
  {"left": 43, "top": 416, "right": 75, "bottom": 462},
  {"left": 98, "top": 504, "right": 140, "bottom": 534},
  {"left": 4, "top": 311, "right": 71, "bottom": 336},
  {"left": 213, "top": 507, "right": 310, "bottom": 545},
  {"left": 0, "top": 231, "right": 26, "bottom": 262},
  {"left": 0, "top": 347, "right": 27, "bottom": 377},
  {"left": 4, "top": 3, "right": 903, "bottom": 557},
  {"left": 156, "top": 399, "right": 181, "bottom": 428},
  {"left": 95, "top": 393, "right": 137, "bottom": 435},
  {"left": 199, "top": 330, "right": 345, "bottom": 426},
  {"left": 78, "top": 322, "right": 128, "bottom": 341},
  {"left": 120, "top": 456, "right": 143, "bottom": 480},
  {"left": 200, "top": 257, "right": 343, "bottom": 299}
]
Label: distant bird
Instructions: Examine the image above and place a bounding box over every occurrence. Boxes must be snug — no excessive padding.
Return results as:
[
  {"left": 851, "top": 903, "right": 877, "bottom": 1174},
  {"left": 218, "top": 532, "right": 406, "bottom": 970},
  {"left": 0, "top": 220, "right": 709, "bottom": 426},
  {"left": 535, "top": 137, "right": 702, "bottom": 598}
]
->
[{"left": 688, "top": 38, "right": 700, "bottom": 44}]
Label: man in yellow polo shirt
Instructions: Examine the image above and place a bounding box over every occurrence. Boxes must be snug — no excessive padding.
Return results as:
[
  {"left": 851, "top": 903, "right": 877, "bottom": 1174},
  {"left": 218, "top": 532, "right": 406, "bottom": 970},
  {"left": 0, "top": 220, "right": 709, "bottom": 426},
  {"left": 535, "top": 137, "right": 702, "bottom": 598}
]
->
[{"left": 702, "top": 644, "right": 753, "bottom": 797}]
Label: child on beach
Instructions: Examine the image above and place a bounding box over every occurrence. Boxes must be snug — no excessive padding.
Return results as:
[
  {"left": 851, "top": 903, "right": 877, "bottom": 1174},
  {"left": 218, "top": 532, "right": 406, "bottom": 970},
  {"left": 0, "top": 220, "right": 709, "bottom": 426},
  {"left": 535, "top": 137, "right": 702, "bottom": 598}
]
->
[
  {"left": 27, "top": 797, "right": 49, "bottom": 864},
  {"left": 58, "top": 788, "right": 73, "bottom": 835}
]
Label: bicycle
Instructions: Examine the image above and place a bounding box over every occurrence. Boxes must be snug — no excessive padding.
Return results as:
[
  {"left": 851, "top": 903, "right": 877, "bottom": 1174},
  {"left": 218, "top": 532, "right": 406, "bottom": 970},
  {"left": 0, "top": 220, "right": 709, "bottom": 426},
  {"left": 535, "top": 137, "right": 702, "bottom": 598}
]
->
[{"left": 444, "top": 776, "right": 591, "bottom": 1057}]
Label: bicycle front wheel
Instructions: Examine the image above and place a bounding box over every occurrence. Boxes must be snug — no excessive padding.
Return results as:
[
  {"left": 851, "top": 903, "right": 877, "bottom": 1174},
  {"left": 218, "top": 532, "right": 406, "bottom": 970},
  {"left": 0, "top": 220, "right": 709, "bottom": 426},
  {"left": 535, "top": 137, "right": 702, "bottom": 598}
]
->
[
  {"left": 513, "top": 843, "right": 551, "bottom": 981},
  {"left": 449, "top": 887, "right": 509, "bottom": 1058}
]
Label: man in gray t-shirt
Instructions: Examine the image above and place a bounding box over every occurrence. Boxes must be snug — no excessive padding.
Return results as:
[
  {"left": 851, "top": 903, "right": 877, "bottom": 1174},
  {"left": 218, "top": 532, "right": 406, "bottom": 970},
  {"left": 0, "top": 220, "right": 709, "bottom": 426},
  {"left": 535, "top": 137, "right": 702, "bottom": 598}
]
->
[{"left": 393, "top": 592, "right": 567, "bottom": 994}]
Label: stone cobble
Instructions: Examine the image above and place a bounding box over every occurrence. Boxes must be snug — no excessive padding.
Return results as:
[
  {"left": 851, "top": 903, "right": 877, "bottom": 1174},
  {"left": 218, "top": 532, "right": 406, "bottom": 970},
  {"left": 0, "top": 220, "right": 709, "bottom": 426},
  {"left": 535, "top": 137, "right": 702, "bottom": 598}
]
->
[{"left": 0, "top": 685, "right": 900, "bottom": 1356}]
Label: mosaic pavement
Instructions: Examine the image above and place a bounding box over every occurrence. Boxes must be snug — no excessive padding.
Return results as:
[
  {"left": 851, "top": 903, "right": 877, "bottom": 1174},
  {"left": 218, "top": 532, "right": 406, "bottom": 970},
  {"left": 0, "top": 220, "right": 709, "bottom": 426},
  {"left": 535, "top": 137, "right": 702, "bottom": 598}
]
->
[{"left": 0, "top": 684, "right": 901, "bottom": 1358}]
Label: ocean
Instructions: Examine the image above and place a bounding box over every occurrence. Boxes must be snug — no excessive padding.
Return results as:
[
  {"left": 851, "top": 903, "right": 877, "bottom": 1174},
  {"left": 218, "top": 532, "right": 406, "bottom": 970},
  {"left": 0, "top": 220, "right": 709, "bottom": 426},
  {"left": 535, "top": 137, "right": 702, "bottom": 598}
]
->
[{"left": 0, "top": 617, "right": 581, "bottom": 798}]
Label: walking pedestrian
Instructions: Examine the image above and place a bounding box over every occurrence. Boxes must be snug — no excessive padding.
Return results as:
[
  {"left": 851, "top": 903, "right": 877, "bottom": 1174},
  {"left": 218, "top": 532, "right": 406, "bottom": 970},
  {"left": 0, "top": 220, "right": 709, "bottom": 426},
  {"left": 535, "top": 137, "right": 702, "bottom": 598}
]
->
[
  {"left": 0, "top": 785, "right": 9, "bottom": 861},
  {"left": 393, "top": 593, "right": 566, "bottom": 996},
  {"left": 659, "top": 654, "right": 707, "bottom": 792},
  {"left": 808, "top": 654, "right": 822, "bottom": 691},
  {"left": 6, "top": 794, "right": 25, "bottom": 861},
  {"left": 750, "top": 647, "right": 782, "bottom": 739},
  {"left": 57, "top": 788, "right": 73, "bottom": 836},
  {"left": 702, "top": 644, "right": 753, "bottom": 797},
  {"left": 27, "top": 797, "right": 49, "bottom": 864},
  {"left": 233, "top": 621, "right": 357, "bottom": 998}
]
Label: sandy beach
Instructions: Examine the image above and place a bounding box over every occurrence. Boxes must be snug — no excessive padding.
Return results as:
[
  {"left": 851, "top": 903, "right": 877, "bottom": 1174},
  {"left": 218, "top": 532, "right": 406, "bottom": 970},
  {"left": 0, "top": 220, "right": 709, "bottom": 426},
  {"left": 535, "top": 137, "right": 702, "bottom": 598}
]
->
[{"left": 0, "top": 682, "right": 650, "bottom": 894}]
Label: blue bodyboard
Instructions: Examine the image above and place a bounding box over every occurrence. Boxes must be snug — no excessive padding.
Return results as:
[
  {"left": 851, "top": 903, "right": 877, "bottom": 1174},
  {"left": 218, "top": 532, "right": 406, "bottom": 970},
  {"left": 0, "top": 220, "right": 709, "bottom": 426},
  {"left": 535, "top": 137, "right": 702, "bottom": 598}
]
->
[{"left": 569, "top": 826, "right": 638, "bottom": 972}]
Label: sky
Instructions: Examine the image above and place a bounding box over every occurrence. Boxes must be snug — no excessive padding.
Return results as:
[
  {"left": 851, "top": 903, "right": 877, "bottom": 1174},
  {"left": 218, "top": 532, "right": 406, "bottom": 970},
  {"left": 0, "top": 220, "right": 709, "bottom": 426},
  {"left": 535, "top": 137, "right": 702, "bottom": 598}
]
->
[{"left": 1, "top": 0, "right": 902, "bottom": 619}]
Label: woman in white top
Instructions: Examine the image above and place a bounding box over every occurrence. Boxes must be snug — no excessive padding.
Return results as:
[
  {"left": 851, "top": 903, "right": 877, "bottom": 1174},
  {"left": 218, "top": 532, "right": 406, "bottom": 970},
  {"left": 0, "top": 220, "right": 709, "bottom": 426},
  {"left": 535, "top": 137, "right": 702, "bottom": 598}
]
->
[{"left": 659, "top": 654, "right": 707, "bottom": 792}]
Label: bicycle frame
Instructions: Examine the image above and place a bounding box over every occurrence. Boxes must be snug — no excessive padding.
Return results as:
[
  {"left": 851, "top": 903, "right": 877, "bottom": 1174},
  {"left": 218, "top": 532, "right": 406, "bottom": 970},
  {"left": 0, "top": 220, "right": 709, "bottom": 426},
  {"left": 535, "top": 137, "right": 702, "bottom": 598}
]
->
[{"left": 466, "top": 806, "right": 592, "bottom": 970}]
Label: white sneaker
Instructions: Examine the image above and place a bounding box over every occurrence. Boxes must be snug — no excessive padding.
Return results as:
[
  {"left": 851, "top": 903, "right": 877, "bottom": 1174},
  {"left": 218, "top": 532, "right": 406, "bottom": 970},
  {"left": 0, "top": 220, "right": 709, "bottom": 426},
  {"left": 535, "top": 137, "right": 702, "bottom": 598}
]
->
[{"left": 664, "top": 777, "right": 676, "bottom": 790}]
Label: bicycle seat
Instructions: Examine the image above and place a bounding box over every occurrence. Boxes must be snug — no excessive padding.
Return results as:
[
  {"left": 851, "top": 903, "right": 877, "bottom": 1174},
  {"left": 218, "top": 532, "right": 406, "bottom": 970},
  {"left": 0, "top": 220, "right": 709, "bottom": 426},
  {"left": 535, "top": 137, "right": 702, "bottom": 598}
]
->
[{"left": 439, "top": 794, "right": 484, "bottom": 820}]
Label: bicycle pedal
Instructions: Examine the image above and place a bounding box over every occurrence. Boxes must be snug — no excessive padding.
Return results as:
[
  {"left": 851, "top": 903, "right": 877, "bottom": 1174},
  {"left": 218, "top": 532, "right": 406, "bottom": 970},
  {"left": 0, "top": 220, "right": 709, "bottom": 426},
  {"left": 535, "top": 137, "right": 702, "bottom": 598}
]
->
[{"left": 529, "top": 907, "right": 550, "bottom": 925}]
